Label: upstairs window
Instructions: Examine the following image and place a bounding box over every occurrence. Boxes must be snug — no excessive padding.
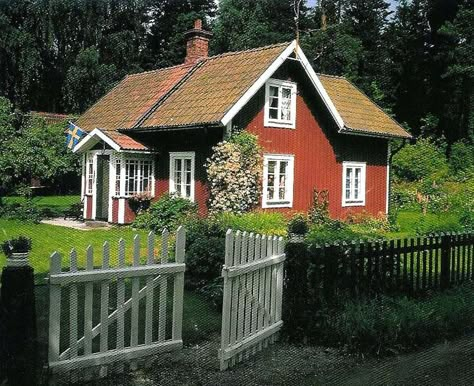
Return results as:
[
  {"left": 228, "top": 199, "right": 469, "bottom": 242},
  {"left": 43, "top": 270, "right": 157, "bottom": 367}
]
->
[
  {"left": 264, "top": 79, "right": 297, "bottom": 128},
  {"left": 342, "top": 162, "right": 366, "bottom": 206},
  {"left": 169, "top": 152, "right": 195, "bottom": 201},
  {"left": 262, "top": 154, "right": 294, "bottom": 208}
]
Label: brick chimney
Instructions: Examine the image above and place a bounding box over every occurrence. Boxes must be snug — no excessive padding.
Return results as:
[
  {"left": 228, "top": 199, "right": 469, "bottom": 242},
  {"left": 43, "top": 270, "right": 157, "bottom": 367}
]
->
[{"left": 184, "top": 19, "right": 213, "bottom": 65}]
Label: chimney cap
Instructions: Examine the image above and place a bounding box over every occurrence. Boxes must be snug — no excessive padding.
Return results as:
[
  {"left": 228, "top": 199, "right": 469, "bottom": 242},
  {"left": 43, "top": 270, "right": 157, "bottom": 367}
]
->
[{"left": 184, "top": 18, "right": 213, "bottom": 39}]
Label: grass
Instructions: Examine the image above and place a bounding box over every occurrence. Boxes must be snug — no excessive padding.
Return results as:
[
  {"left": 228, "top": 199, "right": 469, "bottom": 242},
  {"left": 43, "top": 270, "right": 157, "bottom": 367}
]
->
[
  {"left": 3, "top": 195, "right": 81, "bottom": 215},
  {"left": 0, "top": 219, "right": 154, "bottom": 283}
]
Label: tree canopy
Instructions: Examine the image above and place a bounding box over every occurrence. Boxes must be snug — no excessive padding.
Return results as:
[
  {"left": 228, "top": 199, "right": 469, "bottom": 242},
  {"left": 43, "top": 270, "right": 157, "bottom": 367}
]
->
[{"left": 0, "top": 0, "right": 472, "bottom": 146}]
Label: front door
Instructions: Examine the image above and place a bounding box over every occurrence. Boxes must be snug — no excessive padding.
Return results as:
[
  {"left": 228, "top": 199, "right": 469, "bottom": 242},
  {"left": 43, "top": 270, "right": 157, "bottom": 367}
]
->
[{"left": 95, "top": 155, "right": 110, "bottom": 220}]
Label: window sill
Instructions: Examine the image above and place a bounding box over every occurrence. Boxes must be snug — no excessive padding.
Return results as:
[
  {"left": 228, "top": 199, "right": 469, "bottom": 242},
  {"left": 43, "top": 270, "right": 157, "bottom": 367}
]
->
[
  {"left": 262, "top": 201, "right": 292, "bottom": 209},
  {"left": 264, "top": 120, "right": 295, "bottom": 129},
  {"left": 342, "top": 202, "right": 366, "bottom": 207}
]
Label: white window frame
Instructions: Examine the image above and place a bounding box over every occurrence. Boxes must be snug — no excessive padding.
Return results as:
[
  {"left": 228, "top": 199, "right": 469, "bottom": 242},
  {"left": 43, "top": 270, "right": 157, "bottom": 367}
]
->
[
  {"left": 169, "top": 152, "right": 196, "bottom": 202},
  {"left": 113, "top": 153, "right": 155, "bottom": 198},
  {"left": 262, "top": 154, "right": 294, "bottom": 208},
  {"left": 342, "top": 161, "right": 366, "bottom": 207},
  {"left": 264, "top": 78, "right": 297, "bottom": 129},
  {"left": 86, "top": 153, "right": 94, "bottom": 195}
]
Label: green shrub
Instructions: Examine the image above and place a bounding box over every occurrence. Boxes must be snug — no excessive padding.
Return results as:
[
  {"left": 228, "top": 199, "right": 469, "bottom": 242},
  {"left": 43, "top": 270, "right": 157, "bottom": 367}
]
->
[
  {"left": 391, "top": 183, "right": 419, "bottom": 210},
  {"left": 323, "top": 284, "right": 474, "bottom": 355},
  {"left": 132, "top": 194, "right": 197, "bottom": 232},
  {"left": 1, "top": 236, "right": 32, "bottom": 256},
  {"left": 185, "top": 217, "right": 226, "bottom": 290},
  {"left": 288, "top": 213, "right": 309, "bottom": 235},
  {"left": 0, "top": 199, "right": 42, "bottom": 223},
  {"left": 215, "top": 211, "right": 287, "bottom": 236},
  {"left": 392, "top": 139, "right": 448, "bottom": 182},
  {"left": 306, "top": 220, "right": 372, "bottom": 245},
  {"left": 449, "top": 140, "right": 474, "bottom": 175},
  {"left": 459, "top": 199, "right": 474, "bottom": 231},
  {"left": 415, "top": 214, "right": 463, "bottom": 235}
]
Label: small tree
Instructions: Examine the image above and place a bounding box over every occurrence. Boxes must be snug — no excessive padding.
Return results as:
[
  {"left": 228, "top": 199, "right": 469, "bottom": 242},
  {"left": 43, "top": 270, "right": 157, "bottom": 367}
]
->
[{"left": 206, "top": 132, "right": 263, "bottom": 214}]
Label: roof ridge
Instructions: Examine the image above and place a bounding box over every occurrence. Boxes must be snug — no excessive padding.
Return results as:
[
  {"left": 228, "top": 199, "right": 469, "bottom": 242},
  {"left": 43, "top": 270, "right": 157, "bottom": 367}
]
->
[
  {"left": 317, "top": 73, "right": 346, "bottom": 79},
  {"left": 126, "top": 62, "right": 195, "bottom": 78},
  {"left": 204, "top": 41, "right": 292, "bottom": 61}
]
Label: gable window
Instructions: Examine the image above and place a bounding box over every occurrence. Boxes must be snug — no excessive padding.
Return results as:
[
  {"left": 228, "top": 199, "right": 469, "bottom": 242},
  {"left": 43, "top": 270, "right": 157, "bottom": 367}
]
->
[
  {"left": 264, "top": 79, "right": 297, "bottom": 128},
  {"left": 342, "top": 162, "right": 366, "bottom": 206},
  {"left": 170, "top": 152, "right": 195, "bottom": 201},
  {"left": 262, "top": 154, "right": 294, "bottom": 208}
]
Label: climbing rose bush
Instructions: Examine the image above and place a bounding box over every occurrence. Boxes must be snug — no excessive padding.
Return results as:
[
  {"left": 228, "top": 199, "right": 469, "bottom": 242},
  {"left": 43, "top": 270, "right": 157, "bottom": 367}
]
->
[{"left": 206, "top": 132, "right": 262, "bottom": 214}]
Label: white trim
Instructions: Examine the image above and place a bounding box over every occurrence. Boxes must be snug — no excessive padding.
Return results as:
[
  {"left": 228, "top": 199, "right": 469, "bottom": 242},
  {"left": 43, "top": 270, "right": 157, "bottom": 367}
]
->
[
  {"left": 295, "top": 46, "right": 345, "bottom": 130},
  {"left": 108, "top": 153, "right": 115, "bottom": 222},
  {"left": 73, "top": 128, "right": 121, "bottom": 153},
  {"left": 262, "top": 154, "right": 294, "bottom": 209},
  {"left": 118, "top": 198, "right": 125, "bottom": 224},
  {"left": 221, "top": 41, "right": 297, "bottom": 126},
  {"left": 386, "top": 143, "right": 391, "bottom": 214},
  {"left": 169, "top": 152, "right": 196, "bottom": 202},
  {"left": 220, "top": 41, "right": 345, "bottom": 132},
  {"left": 342, "top": 161, "right": 366, "bottom": 207},
  {"left": 264, "top": 79, "right": 297, "bottom": 128},
  {"left": 92, "top": 153, "right": 98, "bottom": 219}
]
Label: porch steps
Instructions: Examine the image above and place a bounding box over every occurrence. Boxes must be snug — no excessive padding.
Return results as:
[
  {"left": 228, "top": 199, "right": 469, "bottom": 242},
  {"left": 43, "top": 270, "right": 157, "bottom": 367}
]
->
[{"left": 84, "top": 220, "right": 110, "bottom": 229}]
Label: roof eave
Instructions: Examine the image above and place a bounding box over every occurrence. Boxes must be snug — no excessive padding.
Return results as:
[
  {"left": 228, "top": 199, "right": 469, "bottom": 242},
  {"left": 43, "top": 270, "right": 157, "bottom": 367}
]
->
[
  {"left": 339, "top": 126, "right": 413, "bottom": 140},
  {"left": 123, "top": 121, "right": 222, "bottom": 133}
]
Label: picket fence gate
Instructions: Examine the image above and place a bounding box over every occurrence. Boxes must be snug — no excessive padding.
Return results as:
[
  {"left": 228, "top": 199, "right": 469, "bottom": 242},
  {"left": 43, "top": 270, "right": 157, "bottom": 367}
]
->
[
  {"left": 219, "top": 230, "right": 286, "bottom": 370},
  {"left": 48, "top": 227, "right": 186, "bottom": 379}
]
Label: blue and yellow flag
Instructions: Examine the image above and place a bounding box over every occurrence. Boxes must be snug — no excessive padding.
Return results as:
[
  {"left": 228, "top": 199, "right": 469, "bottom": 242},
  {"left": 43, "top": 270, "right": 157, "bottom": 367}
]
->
[{"left": 66, "top": 122, "right": 84, "bottom": 150}]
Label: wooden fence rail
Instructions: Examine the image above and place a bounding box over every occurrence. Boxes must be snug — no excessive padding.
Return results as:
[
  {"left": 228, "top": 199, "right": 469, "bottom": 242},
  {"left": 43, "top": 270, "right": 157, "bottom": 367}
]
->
[
  {"left": 48, "top": 227, "right": 186, "bottom": 380},
  {"left": 306, "top": 232, "right": 474, "bottom": 301}
]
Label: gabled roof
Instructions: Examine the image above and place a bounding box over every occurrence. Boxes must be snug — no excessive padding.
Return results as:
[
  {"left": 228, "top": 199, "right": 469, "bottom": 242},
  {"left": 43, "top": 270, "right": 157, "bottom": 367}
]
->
[
  {"left": 75, "top": 64, "right": 194, "bottom": 132},
  {"left": 74, "top": 40, "right": 411, "bottom": 150},
  {"left": 140, "top": 42, "right": 291, "bottom": 128},
  {"left": 73, "top": 128, "right": 149, "bottom": 153},
  {"left": 318, "top": 75, "right": 411, "bottom": 139}
]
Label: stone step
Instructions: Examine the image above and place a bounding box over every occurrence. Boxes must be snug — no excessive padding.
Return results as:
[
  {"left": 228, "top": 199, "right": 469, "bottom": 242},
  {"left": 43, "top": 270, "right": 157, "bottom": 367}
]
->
[{"left": 84, "top": 220, "right": 110, "bottom": 228}]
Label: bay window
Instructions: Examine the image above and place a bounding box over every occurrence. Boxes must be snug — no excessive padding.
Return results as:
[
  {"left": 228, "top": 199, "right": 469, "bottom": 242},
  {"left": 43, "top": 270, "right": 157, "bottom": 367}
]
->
[{"left": 114, "top": 155, "right": 154, "bottom": 197}]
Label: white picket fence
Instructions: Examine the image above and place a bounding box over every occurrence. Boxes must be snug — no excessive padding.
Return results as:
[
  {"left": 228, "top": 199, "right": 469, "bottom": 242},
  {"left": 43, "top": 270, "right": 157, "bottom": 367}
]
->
[
  {"left": 219, "top": 230, "right": 286, "bottom": 370},
  {"left": 48, "top": 227, "right": 186, "bottom": 378}
]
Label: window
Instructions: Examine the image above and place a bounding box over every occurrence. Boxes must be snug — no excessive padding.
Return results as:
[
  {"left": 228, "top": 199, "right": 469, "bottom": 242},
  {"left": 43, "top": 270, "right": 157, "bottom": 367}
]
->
[
  {"left": 170, "top": 152, "right": 195, "bottom": 201},
  {"left": 342, "top": 162, "right": 366, "bottom": 206},
  {"left": 262, "top": 154, "right": 294, "bottom": 208},
  {"left": 264, "top": 79, "right": 297, "bottom": 128},
  {"left": 115, "top": 158, "right": 121, "bottom": 196},
  {"left": 123, "top": 158, "right": 153, "bottom": 196},
  {"left": 86, "top": 155, "right": 94, "bottom": 195}
]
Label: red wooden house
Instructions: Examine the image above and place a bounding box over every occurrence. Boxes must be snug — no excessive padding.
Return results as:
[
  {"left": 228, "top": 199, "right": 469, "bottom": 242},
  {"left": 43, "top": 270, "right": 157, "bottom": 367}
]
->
[{"left": 73, "top": 20, "right": 411, "bottom": 224}]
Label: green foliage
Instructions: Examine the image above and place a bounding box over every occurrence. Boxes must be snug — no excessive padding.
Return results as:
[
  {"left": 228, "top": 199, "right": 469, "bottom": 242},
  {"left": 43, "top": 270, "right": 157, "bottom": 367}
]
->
[
  {"left": 459, "top": 198, "right": 474, "bottom": 232},
  {"left": 306, "top": 220, "right": 369, "bottom": 245},
  {"left": 415, "top": 215, "right": 464, "bottom": 236},
  {"left": 449, "top": 140, "right": 474, "bottom": 175},
  {"left": 1, "top": 235, "right": 32, "bottom": 256},
  {"left": 288, "top": 213, "right": 309, "bottom": 235},
  {"left": 308, "top": 189, "right": 330, "bottom": 225},
  {"left": 392, "top": 139, "right": 449, "bottom": 181},
  {"left": 0, "top": 199, "right": 43, "bottom": 223},
  {"left": 323, "top": 285, "right": 474, "bottom": 355},
  {"left": 185, "top": 217, "right": 227, "bottom": 290},
  {"left": 63, "top": 47, "right": 117, "bottom": 113},
  {"left": 132, "top": 194, "right": 197, "bottom": 232},
  {"left": 216, "top": 211, "right": 287, "bottom": 236},
  {"left": 206, "top": 132, "right": 263, "bottom": 214}
]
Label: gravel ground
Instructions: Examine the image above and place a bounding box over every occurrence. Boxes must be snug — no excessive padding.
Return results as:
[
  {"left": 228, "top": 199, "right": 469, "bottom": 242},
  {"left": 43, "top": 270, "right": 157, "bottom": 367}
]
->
[{"left": 78, "top": 333, "right": 474, "bottom": 386}]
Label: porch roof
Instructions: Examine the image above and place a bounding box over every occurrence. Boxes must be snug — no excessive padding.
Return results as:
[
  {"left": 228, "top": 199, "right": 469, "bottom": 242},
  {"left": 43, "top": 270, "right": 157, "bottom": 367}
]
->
[{"left": 73, "top": 128, "right": 150, "bottom": 153}]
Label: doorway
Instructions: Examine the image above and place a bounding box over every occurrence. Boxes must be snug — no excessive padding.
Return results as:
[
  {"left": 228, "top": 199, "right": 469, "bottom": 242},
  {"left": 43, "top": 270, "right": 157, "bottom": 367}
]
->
[{"left": 95, "top": 155, "right": 110, "bottom": 220}]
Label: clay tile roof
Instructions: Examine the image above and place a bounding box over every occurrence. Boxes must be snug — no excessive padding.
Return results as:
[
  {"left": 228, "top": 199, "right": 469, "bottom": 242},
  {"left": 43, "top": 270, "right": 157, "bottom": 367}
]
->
[
  {"left": 318, "top": 75, "right": 412, "bottom": 139},
  {"left": 101, "top": 130, "right": 148, "bottom": 151},
  {"left": 140, "top": 42, "right": 290, "bottom": 128},
  {"left": 75, "top": 63, "right": 195, "bottom": 132},
  {"left": 30, "top": 111, "right": 73, "bottom": 125}
]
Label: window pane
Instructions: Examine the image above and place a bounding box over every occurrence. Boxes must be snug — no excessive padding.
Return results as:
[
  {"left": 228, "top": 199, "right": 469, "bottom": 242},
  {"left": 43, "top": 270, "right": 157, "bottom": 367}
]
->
[
  {"left": 269, "top": 85, "right": 279, "bottom": 97},
  {"left": 268, "top": 161, "right": 276, "bottom": 174},
  {"left": 281, "top": 87, "right": 292, "bottom": 121},
  {"left": 269, "top": 108, "right": 279, "bottom": 119},
  {"left": 346, "top": 168, "right": 353, "bottom": 200}
]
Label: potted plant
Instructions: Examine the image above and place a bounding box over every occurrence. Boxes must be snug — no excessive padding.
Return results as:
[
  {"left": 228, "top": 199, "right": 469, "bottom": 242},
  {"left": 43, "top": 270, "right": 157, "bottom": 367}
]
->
[
  {"left": 1, "top": 236, "right": 32, "bottom": 267},
  {"left": 128, "top": 192, "right": 152, "bottom": 214},
  {"left": 288, "top": 214, "right": 309, "bottom": 242}
]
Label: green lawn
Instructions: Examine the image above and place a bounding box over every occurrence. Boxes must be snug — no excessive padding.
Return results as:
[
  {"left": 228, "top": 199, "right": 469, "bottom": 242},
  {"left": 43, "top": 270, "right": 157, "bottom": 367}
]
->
[{"left": 0, "top": 219, "right": 156, "bottom": 282}]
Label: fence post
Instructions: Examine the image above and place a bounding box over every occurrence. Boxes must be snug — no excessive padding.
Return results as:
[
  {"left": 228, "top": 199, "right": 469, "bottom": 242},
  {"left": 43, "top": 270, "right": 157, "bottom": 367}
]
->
[
  {"left": 0, "top": 254, "right": 38, "bottom": 385},
  {"left": 440, "top": 233, "right": 451, "bottom": 290}
]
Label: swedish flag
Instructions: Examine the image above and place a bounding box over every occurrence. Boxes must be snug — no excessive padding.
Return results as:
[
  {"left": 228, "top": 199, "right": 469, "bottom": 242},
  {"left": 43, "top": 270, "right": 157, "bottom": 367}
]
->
[{"left": 66, "top": 122, "right": 84, "bottom": 150}]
